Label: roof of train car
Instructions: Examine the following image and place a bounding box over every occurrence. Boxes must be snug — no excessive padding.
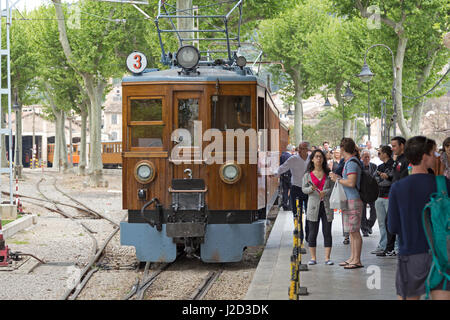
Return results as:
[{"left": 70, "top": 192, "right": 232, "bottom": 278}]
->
[{"left": 122, "top": 66, "right": 266, "bottom": 85}]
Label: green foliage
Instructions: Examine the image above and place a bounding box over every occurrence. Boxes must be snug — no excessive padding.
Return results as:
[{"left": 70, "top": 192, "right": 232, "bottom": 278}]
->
[
  {"left": 27, "top": 5, "right": 81, "bottom": 116},
  {"left": 258, "top": 0, "right": 334, "bottom": 97},
  {"left": 331, "top": 0, "right": 449, "bottom": 135},
  {"left": 303, "top": 111, "right": 368, "bottom": 147}
]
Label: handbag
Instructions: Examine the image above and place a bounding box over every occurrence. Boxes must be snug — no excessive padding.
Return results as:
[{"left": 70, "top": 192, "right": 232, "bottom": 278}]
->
[{"left": 330, "top": 181, "right": 348, "bottom": 210}]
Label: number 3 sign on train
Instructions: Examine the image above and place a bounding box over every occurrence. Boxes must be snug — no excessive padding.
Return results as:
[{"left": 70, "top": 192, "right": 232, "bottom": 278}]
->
[{"left": 126, "top": 51, "right": 147, "bottom": 74}]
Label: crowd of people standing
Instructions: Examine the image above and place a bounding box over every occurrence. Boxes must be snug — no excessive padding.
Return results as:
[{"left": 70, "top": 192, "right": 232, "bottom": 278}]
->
[{"left": 276, "top": 135, "right": 450, "bottom": 300}]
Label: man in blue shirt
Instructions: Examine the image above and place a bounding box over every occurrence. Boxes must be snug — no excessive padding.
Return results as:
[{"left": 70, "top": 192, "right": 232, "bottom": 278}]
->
[{"left": 388, "top": 136, "right": 450, "bottom": 300}]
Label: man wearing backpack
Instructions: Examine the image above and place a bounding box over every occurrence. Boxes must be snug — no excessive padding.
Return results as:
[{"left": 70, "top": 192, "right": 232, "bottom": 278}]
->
[{"left": 387, "top": 136, "right": 450, "bottom": 300}]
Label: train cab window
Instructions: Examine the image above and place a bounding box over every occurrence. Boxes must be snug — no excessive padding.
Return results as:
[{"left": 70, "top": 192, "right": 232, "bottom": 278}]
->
[
  {"left": 131, "top": 125, "right": 164, "bottom": 147},
  {"left": 131, "top": 99, "right": 162, "bottom": 121},
  {"left": 211, "top": 96, "right": 251, "bottom": 130},
  {"left": 177, "top": 98, "right": 199, "bottom": 146},
  {"left": 129, "top": 98, "right": 165, "bottom": 149}
]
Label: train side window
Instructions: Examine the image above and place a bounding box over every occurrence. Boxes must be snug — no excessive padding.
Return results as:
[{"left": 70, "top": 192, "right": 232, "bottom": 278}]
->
[
  {"left": 130, "top": 99, "right": 162, "bottom": 121},
  {"left": 211, "top": 96, "right": 251, "bottom": 130}
]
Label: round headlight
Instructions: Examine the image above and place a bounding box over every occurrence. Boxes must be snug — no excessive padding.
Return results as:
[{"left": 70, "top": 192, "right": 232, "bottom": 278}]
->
[
  {"left": 176, "top": 45, "right": 200, "bottom": 70},
  {"left": 236, "top": 56, "right": 247, "bottom": 68},
  {"left": 219, "top": 162, "right": 242, "bottom": 184},
  {"left": 137, "top": 165, "right": 152, "bottom": 180},
  {"left": 134, "top": 161, "right": 156, "bottom": 184}
]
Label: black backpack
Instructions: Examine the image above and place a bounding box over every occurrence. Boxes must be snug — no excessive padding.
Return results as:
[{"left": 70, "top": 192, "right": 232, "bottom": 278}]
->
[{"left": 349, "top": 159, "right": 379, "bottom": 203}]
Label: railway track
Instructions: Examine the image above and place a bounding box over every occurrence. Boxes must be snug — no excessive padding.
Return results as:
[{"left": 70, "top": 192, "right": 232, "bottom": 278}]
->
[
  {"left": 122, "top": 254, "right": 223, "bottom": 301},
  {"left": 32, "top": 174, "right": 121, "bottom": 300},
  {"left": 190, "top": 270, "right": 223, "bottom": 300}
]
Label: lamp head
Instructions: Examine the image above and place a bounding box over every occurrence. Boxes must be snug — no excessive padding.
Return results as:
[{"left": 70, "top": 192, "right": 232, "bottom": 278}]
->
[
  {"left": 343, "top": 85, "right": 354, "bottom": 102},
  {"left": 323, "top": 97, "right": 332, "bottom": 107},
  {"left": 357, "top": 62, "right": 374, "bottom": 83}
]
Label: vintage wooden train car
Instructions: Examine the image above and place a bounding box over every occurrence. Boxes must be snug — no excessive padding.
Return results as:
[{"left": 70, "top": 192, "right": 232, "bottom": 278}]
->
[
  {"left": 47, "top": 141, "right": 122, "bottom": 168},
  {"left": 120, "top": 46, "right": 289, "bottom": 263}
]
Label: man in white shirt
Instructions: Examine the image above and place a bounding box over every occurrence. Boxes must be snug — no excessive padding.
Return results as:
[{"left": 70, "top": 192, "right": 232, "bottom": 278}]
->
[
  {"left": 276, "top": 141, "right": 310, "bottom": 241},
  {"left": 366, "top": 141, "right": 378, "bottom": 159}
]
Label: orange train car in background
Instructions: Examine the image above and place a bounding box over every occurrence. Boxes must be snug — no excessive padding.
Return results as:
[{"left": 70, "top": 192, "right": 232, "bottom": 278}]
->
[{"left": 47, "top": 141, "right": 122, "bottom": 168}]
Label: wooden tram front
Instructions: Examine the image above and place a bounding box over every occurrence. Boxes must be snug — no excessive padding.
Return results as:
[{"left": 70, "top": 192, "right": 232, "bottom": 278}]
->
[{"left": 120, "top": 67, "right": 288, "bottom": 263}]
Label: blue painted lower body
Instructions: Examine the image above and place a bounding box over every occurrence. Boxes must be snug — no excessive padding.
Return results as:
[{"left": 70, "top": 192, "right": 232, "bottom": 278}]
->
[{"left": 120, "top": 220, "right": 266, "bottom": 263}]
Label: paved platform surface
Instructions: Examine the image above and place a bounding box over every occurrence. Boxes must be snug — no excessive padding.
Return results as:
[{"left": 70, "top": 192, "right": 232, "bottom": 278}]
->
[{"left": 246, "top": 208, "right": 398, "bottom": 300}]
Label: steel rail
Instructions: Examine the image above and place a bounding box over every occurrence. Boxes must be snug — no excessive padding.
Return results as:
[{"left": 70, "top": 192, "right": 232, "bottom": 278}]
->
[
  {"left": 62, "top": 226, "right": 120, "bottom": 300},
  {"left": 190, "top": 270, "right": 222, "bottom": 300}
]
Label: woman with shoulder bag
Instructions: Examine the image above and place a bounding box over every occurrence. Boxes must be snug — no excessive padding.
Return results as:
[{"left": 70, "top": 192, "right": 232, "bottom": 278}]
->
[
  {"left": 302, "top": 150, "right": 334, "bottom": 265},
  {"left": 330, "top": 138, "right": 364, "bottom": 269}
]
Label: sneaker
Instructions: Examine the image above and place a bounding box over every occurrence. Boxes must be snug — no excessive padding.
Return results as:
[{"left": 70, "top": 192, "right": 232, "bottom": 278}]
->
[
  {"left": 343, "top": 238, "right": 350, "bottom": 245},
  {"left": 377, "top": 250, "right": 396, "bottom": 257},
  {"left": 371, "top": 249, "right": 384, "bottom": 255}
]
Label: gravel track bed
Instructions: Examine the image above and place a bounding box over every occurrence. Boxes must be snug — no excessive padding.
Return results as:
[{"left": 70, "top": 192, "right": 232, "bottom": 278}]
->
[{"left": 0, "top": 168, "right": 269, "bottom": 300}]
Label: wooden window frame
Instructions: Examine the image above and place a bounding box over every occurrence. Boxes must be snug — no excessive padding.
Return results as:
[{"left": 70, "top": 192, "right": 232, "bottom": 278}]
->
[{"left": 128, "top": 96, "right": 166, "bottom": 152}]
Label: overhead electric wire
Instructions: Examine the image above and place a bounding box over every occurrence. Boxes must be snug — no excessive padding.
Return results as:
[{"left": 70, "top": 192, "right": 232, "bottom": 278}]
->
[{"left": 399, "top": 67, "right": 450, "bottom": 100}]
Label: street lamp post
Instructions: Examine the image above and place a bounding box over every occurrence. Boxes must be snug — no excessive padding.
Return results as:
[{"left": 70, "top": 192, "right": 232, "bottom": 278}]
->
[
  {"left": 357, "top": 44, "right": 397, "bottom": 136},
  {"left": 367, "top": 82, "right": 371, "bottom": 140},
  {"left": 12, "top": 96, "right": 21, "bottom": 179},
  {"left": 342, "top": 84, "right": 354, "bottom": 138},
  {"left": 380, "top": 99, "right": 386, "bottom": 145}
]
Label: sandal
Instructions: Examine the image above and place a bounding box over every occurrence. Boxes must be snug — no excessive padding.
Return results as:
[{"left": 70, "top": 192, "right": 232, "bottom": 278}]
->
[
  {"left": 338, "top": 261, "right": 350, "bottom": 266},
  {"left": 344, "top": 263, "right": 364, "bottom": 269}
]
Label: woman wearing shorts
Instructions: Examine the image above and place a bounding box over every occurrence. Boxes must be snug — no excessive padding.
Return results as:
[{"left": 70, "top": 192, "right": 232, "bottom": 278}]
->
[{"left": 330, "top": 138, "right": 364, "bottom": 269}]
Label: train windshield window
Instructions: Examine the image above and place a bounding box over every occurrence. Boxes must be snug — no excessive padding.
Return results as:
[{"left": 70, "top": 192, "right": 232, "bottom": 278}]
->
[
  {"left": 131, "top": 99, "right": 162, "bottom": 121},
  {"left": 211, "top": 96, "right": 251, "bottom": 130},
  {"left": 177, "top": 98, "right": 199, "bottom": 146},
  {"left": 131, "top": 125, "right": 164, "bottom": 147}
]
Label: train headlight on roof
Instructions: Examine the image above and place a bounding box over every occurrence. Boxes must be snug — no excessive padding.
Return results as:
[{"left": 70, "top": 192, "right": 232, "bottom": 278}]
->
[
  {"left": 236, "top": 56, "right": 247, "bottom": 68},
  {"left": 176, "top": 45, "right": 200, "bottom": 70},
  {"left": 134, "top": 160, "right": 156, "bottom": 184},
  {"left": 219, "top": 161, "right": 242, "bottom": 184}
]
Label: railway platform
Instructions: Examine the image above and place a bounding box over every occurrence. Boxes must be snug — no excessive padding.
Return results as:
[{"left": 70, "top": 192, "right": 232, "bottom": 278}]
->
[{"left": 246, "top": 208, "right": 398, "bottom": 300}]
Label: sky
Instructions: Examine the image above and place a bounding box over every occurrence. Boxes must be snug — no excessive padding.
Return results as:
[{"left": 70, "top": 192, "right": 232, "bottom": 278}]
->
[
  {"left": 6, "top": 0, "right": 52, "bottom": 11},
  {"left": 7, "top": 0, "right": 148, "bottom": 12}
]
